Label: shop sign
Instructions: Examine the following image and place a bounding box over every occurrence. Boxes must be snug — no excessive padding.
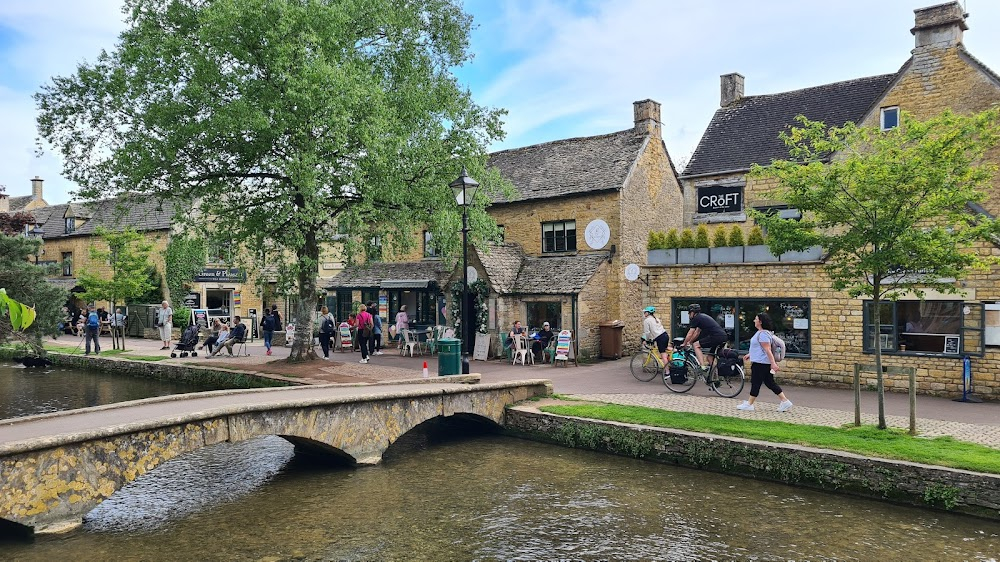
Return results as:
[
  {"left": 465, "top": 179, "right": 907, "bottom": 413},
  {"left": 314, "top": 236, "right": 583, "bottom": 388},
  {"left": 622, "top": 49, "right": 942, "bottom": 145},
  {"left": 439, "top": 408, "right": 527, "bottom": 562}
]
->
[
  {"left": 697, "top": 184, "right": 743, "bottom": 214},
  {"left": 193, "top": 268, "right": 246, "bottom": 282},
  {"left": 183, "top": 292, "right": 201, "bottom": 308}
]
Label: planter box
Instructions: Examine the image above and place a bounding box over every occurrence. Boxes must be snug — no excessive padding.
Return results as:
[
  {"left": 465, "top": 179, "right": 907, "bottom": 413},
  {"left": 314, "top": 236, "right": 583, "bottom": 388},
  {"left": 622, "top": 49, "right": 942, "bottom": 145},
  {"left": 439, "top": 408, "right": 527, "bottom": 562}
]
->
[
  {"left": 743, "top": 245, "right": 779, "bottom": 263},
  {"left": 780, "top": 246, "right": 824, "bottom": 262},
  {"left": 710, "top": 246, "right": 744, "bottom": 264},
  {"left": 677, "top": 248, "right": 709, "bottom": 264},
  {"left": 647, "top": 249, "right": 677, "bottom": 265}
]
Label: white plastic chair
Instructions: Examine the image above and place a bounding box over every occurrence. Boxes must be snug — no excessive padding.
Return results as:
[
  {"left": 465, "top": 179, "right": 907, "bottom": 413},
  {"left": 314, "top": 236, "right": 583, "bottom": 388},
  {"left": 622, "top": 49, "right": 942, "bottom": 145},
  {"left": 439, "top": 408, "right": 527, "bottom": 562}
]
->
[
  {"left": 401, "top": 329, "right": 422, "bottom": 357},
  {"left": 512, "top": 334, "right": 533, "bottom": 365}
]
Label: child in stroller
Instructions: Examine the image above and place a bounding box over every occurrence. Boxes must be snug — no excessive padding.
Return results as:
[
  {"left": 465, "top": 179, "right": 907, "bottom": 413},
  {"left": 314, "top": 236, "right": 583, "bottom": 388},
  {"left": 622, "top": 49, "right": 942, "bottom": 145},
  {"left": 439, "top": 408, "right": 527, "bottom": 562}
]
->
[{"left": 171, "top": 324, "right": 201, "bottom": 358}]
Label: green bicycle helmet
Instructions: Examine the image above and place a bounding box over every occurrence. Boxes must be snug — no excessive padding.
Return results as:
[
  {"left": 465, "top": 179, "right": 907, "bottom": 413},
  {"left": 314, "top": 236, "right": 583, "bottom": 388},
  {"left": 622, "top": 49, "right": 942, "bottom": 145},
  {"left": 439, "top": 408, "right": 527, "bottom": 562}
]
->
[{"left": 643, "top": 306, "right": 656, "bottom": 314}]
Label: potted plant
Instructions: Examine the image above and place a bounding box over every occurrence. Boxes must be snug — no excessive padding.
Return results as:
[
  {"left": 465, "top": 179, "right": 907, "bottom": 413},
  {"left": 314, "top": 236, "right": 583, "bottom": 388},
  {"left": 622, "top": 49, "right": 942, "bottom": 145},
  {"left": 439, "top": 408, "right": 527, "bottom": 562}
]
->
[
  {"left": 780, "top": 245, "right": 824, "bottom": 262},
  {"left": 744, "top": 225, "right": 778, "bottom": 262},
  {"left": 710, "top": 226, "right": 743, "bottom": 263},
  {"left": 647, "top": 230, "right": 676, "bottom": 265},
  {"left": 679, "top": 226, "right": 710, "bottom": 264}
]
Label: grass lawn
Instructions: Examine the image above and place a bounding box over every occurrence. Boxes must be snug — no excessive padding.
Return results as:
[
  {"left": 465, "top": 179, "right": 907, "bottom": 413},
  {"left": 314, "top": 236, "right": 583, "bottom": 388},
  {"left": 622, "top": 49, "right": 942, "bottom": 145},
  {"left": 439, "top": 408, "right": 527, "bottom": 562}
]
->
[
  {"left": 540, "top": 403, "right": 1000, "bottom": 475},
  {"left": 41, "top": 343, "right": 167, "bottom": 361}
]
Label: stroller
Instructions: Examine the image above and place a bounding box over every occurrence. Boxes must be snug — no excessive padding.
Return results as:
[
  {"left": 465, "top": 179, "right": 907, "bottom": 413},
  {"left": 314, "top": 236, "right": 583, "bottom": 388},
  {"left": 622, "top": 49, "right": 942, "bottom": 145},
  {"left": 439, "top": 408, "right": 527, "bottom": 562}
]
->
[{"left": 171, "top": 325, "right": 201, "bottom": 358}]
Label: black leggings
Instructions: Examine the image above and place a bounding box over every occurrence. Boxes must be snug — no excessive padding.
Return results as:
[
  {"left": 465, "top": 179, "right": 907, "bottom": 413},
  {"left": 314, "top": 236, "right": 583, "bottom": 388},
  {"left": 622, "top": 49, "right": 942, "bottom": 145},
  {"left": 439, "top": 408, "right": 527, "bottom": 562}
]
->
[{"left": 750, "top": 362, "right": 783, "bottom": 398}]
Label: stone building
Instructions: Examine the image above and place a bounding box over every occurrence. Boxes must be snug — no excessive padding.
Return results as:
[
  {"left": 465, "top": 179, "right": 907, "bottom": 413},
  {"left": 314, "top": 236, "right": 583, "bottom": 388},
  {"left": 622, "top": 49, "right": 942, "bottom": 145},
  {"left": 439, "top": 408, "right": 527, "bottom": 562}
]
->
[
  {"left": 654, "top": 2, "right": 1000, "bottom": 398},
  {"left": 328, "top": 99, "right": 683, "bottom": 357},
  {"left": 0, "top": 177, "right": 49, "bottom": 214}
]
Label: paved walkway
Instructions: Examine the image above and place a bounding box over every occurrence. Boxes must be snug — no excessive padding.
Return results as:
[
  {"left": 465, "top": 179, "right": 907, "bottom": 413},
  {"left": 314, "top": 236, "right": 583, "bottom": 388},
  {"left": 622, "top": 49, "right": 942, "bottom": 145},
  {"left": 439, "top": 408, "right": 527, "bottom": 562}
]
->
[{"left": 41, "top": 334, "right": 1000, "bottom": 449}]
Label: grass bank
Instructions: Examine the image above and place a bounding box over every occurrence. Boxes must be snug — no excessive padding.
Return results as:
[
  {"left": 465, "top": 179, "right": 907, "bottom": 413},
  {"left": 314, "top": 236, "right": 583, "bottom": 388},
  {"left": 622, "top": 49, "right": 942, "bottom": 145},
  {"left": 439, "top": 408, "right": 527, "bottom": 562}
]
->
[{"left": 540, "top": 403, "right": 1000, "bottom": 475}]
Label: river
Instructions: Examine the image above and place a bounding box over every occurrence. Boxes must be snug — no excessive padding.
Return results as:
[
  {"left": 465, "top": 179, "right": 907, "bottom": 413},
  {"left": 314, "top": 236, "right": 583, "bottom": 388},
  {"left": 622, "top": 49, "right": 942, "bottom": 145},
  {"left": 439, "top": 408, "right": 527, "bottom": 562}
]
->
[{"left": 0, "top": 363, "right": 997, "bottom": 560}]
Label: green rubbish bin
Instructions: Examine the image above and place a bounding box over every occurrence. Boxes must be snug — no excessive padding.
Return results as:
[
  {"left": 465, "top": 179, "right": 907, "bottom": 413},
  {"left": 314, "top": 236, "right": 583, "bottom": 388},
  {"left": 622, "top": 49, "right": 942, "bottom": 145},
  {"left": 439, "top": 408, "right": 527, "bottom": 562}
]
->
[{"left": 437, "top": 338, "right": 461, "bottom": 376}]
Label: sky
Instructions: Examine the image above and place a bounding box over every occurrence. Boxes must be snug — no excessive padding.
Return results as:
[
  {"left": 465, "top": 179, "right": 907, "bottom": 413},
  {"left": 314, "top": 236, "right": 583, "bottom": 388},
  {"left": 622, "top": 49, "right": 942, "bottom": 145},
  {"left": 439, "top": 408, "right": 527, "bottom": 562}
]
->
[{"left": 2, "top": 0, "right": 1000, "bottom": 205}]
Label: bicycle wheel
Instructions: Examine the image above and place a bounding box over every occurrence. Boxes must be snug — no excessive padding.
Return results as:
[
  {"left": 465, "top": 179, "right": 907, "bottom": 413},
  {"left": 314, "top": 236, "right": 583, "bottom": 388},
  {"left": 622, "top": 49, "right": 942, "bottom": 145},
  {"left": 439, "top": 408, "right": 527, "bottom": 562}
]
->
[
  {"left": 662, "top": 359, "right": 698, "bottom": 393},
  {"left": 630, "top": 350, "right": 659, "bottom": 382},
  {"left": 711, "top": 363, "right": 746, "bottom": 398}
]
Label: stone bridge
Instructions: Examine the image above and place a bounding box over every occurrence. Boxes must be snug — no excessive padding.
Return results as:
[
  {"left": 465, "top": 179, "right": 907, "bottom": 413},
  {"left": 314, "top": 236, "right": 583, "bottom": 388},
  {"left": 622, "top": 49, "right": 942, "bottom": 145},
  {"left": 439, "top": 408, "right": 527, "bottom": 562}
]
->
[{"left": 0, "top": 379, "right": 550, "bottom": 534}]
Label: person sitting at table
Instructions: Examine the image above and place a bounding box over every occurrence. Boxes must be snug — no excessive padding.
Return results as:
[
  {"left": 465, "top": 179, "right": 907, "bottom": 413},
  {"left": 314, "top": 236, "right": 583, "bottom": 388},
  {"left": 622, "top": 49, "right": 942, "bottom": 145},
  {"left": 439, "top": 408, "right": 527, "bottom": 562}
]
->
[
  {"left": 505, "top": 320, "right": 526, "bottom": 350},
  {"left": 200, "top": 318, "right": 224, "bottom": 354},
  {"left": 532, "top": 322, "right": 554, "bottom": 361}
]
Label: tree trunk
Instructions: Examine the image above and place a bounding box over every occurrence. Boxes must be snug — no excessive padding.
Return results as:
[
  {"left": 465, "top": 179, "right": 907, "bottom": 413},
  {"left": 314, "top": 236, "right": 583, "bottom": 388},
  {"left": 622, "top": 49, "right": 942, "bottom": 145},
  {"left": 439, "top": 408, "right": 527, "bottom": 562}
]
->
[
  {"left": 872, "top": 280, "right": 887, "bottom": 429},
  {"left": 287, "top": 229, "right": 319, "bottom": 362}
]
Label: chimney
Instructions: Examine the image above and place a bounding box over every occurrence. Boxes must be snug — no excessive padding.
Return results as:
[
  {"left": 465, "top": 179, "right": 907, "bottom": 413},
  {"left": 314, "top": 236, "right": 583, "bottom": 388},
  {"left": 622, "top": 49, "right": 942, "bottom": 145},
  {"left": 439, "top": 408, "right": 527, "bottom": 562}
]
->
[
  {"left": 912, "top": 2, "right": 967, "bottom": 50},
  {"left": 721, "top": 73, "right": 744, "bottom": 107},
  {"left": 0, "top": 193, "right": 8, "bottom": 213},
  {"left": 31, "top": 176, "right": 43, "bottom": 201},
  {"left": 633, "top": 99, "right": 662, "bottom": 138}
]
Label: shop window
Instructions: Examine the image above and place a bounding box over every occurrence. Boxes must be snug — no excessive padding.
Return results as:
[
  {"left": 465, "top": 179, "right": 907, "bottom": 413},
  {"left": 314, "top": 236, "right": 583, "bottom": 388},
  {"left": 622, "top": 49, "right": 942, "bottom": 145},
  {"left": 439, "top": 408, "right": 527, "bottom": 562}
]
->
[
  {"left": 526, "top": 301, "right": 561, "bottom": 331},
  {"left": 865, "top": 300, "right": 980, "bottom": 355},
  {"left": 542, "top": 220, "right": 576, "bottom": 253},
  {"left": 336, "top": 290, "right": 353, "bottom": 324},
  {"left": 423, "top": 231, "right": 438, "bottom": 258},
  {"left": 673, "top": 298, "right": 811, "bottom": 358},
  {"left": 61, "top": 252, "right": 73, "bottom": 276},
  {"left": 880, "top": 106, "right": 899, "bottom": 131}
]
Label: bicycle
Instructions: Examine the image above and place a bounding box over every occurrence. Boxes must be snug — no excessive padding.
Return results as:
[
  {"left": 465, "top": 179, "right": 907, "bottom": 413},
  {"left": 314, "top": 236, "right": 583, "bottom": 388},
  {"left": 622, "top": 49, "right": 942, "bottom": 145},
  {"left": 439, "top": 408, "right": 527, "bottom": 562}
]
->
[
  {"left": 629, "top": 338, "right": 665, "bottom": 382},
  {"left": 663, "top": 344, "right": 746, "bottom": 398}
]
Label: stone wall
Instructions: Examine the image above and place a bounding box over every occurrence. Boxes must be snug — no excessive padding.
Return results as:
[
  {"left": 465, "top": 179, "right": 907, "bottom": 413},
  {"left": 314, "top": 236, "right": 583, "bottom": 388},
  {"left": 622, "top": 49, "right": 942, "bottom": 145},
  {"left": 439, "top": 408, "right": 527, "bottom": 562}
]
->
[
  {"left": 645, "top": 261, "right": 1000, "bottom": 399},
  {"left": 504, "top": 408, "right": 1000, "bottom": 521}
]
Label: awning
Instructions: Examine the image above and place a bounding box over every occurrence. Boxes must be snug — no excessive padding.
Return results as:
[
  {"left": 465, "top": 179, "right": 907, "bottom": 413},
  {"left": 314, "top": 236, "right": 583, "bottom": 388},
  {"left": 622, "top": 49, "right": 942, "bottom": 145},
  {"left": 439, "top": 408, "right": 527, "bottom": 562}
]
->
[{"left": 381, "top": 279, "right": 432, "bottom": 289}]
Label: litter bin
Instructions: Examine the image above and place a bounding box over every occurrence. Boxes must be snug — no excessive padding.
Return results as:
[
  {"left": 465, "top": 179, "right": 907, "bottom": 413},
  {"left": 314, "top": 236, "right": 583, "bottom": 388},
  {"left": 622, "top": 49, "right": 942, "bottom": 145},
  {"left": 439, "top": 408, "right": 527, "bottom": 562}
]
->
[
  {"left": 599, "top": 320, "right": 626, "bottom": 359},
  {"left": 438, "top": 338, "right": 462, "bottom": 376}
]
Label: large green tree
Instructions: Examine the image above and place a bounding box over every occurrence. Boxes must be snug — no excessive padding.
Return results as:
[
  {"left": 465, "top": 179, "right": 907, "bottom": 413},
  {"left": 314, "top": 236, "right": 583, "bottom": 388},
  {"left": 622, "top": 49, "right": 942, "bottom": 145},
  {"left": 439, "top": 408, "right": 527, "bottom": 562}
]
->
[
  {"left": 77, "top": 227, "right": 157, "bottom": 351},
  {"left": 35, "top": 0, "right": 507, "bottom": 361},
  {"left": 751, "top": 109, "right": 1000, "bottom": 428},
  {"left": 0, "top": 235, "right": 67, "bottom": 351}
]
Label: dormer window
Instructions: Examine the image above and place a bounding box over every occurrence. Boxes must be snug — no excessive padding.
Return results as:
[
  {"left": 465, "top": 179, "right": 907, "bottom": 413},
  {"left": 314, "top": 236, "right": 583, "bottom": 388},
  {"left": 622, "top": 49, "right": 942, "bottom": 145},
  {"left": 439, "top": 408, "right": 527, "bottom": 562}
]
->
[
  {"left": 64, "top": 217, "right": 75, "bottom": 234},
  {"left": 880, "top": 106, "right": 899, "bottom": 131}
]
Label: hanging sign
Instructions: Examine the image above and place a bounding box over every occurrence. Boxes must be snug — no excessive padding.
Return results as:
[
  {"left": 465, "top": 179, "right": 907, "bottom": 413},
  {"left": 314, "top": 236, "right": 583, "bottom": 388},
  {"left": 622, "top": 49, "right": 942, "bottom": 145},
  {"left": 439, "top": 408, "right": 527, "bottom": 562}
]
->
[
  {"left": 466, "top": 266, "right": 478, "bottom": 284},
  {"left": 624, "top": 263, "right": 640, "bottom": 281},
  {"left": 697, "top": 184, "right": 743, "bottom": 214},
  {"left": 584, "top": 219, "right": 611, "bottom": 249}
]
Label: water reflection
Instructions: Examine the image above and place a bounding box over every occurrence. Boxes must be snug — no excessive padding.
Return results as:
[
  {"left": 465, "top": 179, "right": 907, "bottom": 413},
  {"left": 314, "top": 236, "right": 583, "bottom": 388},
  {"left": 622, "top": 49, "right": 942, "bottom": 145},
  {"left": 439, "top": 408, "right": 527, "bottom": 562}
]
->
[
  {"left": 0, "top": 362, "right": 226, "bottom": 419},
  {"left": 2, "top": 431, "right": 997, "bottom": 561}
]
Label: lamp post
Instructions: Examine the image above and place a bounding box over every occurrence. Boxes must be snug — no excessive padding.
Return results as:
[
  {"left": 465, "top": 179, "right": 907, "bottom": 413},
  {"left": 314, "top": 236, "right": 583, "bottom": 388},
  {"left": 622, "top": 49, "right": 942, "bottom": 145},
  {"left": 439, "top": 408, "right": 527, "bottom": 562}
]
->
[
  {"left": 450, "top": 167, "right": 480, "bottom": 374},
  {"left": 27, "top": 225, "right": 44, "bottom": 264}
]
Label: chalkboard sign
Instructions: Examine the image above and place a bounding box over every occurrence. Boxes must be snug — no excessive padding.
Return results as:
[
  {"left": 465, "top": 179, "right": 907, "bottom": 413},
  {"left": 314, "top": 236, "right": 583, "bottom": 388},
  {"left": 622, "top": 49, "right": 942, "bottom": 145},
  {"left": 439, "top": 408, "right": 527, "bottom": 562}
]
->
[
  {"left": 943, "top": 335, "right": 960, "bottom": 354},
  {"left": 473, "top": 333, "right": 491, "bottom": 361}
]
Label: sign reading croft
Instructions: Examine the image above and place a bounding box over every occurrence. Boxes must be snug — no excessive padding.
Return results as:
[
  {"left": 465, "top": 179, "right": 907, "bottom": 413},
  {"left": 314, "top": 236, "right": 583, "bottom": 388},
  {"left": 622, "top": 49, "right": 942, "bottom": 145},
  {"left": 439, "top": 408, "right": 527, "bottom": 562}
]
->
[{"left": 697, "top": 184, "right": 743, "bottom": 214}]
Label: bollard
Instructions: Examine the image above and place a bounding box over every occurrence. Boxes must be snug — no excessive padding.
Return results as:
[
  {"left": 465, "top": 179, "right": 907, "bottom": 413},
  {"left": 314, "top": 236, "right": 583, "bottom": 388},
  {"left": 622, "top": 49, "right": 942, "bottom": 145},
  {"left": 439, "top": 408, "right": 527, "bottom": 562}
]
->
[{"left": 422, "top": 361, "right": 428, "bottom": 378}]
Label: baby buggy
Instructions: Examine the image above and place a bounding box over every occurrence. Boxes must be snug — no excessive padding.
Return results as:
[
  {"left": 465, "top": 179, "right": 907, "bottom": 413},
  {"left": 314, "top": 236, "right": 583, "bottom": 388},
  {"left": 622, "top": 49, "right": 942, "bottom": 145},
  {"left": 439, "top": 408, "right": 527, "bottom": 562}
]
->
[{"left": 171, "top": 325, "right": 201, "bottom": 358}]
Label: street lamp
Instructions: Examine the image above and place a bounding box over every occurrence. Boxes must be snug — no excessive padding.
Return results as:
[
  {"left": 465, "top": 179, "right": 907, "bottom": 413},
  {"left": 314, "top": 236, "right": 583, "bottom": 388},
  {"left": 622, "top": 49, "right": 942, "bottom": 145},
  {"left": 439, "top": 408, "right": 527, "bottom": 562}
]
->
[
  {"left": 27, "top": 225, "right": 44, "bottom": 264},
  {"left": 450, "top": 167, "right": 480, "bottom": 374}
]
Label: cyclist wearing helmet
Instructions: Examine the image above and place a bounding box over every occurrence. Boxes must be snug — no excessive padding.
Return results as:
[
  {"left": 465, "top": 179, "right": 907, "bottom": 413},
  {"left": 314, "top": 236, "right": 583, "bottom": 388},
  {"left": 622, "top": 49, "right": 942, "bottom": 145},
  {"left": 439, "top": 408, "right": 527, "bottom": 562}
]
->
[
  {"left": 680, "top": 303, "right": 728, "bottom": 370},
  {"left": 642, "top": 306, "right": 670, "bottom": 367}
]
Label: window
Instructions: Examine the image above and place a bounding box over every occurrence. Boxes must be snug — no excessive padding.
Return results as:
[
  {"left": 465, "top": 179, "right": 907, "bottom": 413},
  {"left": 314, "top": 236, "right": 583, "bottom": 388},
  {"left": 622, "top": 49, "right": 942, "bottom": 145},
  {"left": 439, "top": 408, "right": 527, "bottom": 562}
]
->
[
  {"left": 542, "top": 220, "right": 576, "bottom": 253},
  {"left": 366, "top": 235, "right": 382, "bottom": 261},
  {"left": 865, "top": 300, "right": 982, "bottom": 355},
  {"left": 336, "top": 290, "right": 353, "bottom": 324},
  {"left": 423, "top": 231, "right": 438, "bottom": 258},
  {"left": 880, "top": 106, "right": 899, "bottom": 131},
  {"left": 526, "top": 301, "right": 561, "bottom": 331},
  {"left": 673, "top": 298, "right": 812, "bottom": 358},
  {"left": 61, "top": 252, "right": 73, "bottom": 276},
  {"left": 207, "top": 240, "right": 231, "bottom": 264},
  {"left": 64, "top": 217, "right": 75, "bottom": 234}
]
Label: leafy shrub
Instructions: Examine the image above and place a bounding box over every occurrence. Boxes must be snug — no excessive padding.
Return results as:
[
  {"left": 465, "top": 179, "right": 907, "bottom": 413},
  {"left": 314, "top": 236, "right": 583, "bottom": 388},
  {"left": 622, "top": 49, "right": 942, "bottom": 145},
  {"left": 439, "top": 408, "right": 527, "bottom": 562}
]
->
[
  {"left": 728, "top": 225, "right": 746, "bottom": 246},
  {"left": 679, "top": 228, "right": 695, "bottom": 248},
  {"left": 665, "top": 229, "right": 681, "bottom": 249},
  {"left": 173, "top": 306, "right": 191, "bottom": 328},
  {"left": 712, "top": 227, "right": 729, "bottom": 247},
  {"left": 694, "top": 225, "right": 710, "bottom": 248},
  {"left": 747, "top": 225, "right": 765, "bottom": 246},
  {"left": 647, "top": 231, "right": 666, "bottom": 250}
]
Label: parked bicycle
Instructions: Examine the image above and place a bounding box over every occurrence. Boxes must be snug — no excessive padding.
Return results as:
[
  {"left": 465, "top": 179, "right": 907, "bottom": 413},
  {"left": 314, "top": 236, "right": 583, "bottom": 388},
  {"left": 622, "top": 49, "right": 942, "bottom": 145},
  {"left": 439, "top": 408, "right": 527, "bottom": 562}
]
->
[
  {"left": 664, "top": 343, "right": 746, "bottom": 398},
  {"left": 630, "top": 338, "right": 665, "bottom": 382}
]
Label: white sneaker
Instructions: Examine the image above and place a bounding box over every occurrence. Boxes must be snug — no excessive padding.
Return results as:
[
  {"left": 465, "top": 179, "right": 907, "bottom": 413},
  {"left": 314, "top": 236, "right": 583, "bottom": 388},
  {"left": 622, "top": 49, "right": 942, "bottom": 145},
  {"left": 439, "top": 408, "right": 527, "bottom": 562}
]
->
[
  {"left": 359, "top": 358, "right": 368, "bottom": 364},
  {"left": 737, "top": 401, "right": 755, "bottom": 411},
  {"left": 778, "top": 400, "right": 794, "bottom": 412},
  {"left": 374, "top": 351, "right": 383, "bottom": 355}
]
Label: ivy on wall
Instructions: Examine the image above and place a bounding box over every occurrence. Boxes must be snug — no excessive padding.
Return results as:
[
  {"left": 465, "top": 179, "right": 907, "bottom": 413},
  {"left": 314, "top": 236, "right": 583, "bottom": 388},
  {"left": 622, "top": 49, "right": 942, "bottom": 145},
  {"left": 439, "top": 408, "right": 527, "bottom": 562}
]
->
[
  {"left": 450, "top": 279, "right": 489, "bottom": 333},
  {"left": 164, "top": 235, "right": 206, "bottom": 308}
]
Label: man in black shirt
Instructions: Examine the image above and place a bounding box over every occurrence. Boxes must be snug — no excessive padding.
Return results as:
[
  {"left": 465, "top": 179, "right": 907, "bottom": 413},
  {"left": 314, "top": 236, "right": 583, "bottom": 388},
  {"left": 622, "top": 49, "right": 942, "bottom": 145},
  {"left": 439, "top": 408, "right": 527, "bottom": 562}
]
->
[{"left": 680, "top": 303, "right": 728, "bottom": 370}]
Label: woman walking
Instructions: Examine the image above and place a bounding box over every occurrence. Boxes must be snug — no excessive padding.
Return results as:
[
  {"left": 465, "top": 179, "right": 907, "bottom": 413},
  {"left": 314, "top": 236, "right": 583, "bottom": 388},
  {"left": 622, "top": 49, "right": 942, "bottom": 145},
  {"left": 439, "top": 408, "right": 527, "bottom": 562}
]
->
[
  {"left": 394, "top": 305, "right": 409, "bottom": 348},
  {"left": 260, "top": 309, "right": 275, "bottom": 356},
  {"left": 318, "top": 306, "right": 336, "bottom": 359},
  {"left": 356, "top": 304, "right": 374, "bottom": 364},
  {"left": 738, "top": 313, "right": 793, "bottom": 412}
]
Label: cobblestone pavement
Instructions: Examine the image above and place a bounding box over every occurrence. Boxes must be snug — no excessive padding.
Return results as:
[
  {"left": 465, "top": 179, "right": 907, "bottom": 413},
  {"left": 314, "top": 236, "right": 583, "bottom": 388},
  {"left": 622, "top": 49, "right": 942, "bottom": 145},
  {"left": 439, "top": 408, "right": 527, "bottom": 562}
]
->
[{"left": 566, "top": 392, "right": 1000, "bottom": 449}]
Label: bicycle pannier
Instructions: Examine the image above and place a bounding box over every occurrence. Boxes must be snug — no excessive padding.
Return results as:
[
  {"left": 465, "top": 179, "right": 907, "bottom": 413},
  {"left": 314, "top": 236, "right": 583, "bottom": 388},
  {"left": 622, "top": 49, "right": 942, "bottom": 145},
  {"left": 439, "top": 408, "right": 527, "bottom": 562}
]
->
[
  {"left": 717, "top": 347, "right": 741, "bottom": 378},
  {"left": 668, "top": 365, "right": 688, "bottom": 385}
]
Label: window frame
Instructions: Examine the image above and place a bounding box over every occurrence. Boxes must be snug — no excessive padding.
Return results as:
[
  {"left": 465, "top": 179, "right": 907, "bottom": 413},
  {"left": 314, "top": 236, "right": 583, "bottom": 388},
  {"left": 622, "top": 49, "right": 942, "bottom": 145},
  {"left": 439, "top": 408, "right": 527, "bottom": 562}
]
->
[
  {"left": 863, "top": 299, "right": 983, "bottom": 357},
  {"left": 880, "top": 106, "right": 900, "bottom": 131},
  {"left": 61, "top": 252, "right": 73, "bottom": 276},
  {"left": 541, "top": 220, "right": 577, "bottom": 254},
  {"left": 64, "top": 217, "right": 75, "bottom": 234},
  {"left": 672, "top": 297, "right": 812, "bottom": 358},
  {"left": 423, "top": 231, "right": 438, "bottom": 258}
]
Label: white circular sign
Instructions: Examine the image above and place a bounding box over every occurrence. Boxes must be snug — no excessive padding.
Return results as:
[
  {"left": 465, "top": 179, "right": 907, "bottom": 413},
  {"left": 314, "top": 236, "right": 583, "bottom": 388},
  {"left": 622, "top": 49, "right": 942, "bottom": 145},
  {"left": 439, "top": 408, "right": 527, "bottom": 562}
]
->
[
  {"left": 624, "top": 263, "right": 640, "bottom": 281},
  {"left": 584, "top": 219, "right": 611, "bottom": 250},
  {"left": 466, "top": 266, "right": 478, "bottom": 284}
]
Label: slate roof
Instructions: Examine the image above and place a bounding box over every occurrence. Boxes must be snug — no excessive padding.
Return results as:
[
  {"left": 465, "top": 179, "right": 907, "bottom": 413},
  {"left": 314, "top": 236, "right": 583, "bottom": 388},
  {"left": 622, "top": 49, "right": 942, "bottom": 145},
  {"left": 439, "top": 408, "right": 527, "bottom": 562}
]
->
[
  {"left": 488, "top": 129, "right": 647, "bottom": 204},
  {"left": 8, "top": 196, "right": 33, "bottom": 212},
  {"left": 474, "top": 243, "right": 524, "bottom": 294},
  {"left": 682, "top": 73, "right": 898, "bottom": 178},
  {"left": 512, "top": 253, "right": 606, "bottom": 295},
  {"left": 30, "top": 196, "right": 175, "bottom": 240},
  {"left": 325, "top": 260, "right": 452, "bottom": 290}
]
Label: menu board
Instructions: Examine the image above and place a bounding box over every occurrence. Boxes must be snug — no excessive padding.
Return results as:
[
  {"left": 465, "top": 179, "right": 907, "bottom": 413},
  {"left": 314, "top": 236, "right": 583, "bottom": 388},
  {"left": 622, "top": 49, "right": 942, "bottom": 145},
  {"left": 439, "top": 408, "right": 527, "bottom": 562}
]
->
[{"left": 473, "top": 333, "right": 491, "bottom": 361}]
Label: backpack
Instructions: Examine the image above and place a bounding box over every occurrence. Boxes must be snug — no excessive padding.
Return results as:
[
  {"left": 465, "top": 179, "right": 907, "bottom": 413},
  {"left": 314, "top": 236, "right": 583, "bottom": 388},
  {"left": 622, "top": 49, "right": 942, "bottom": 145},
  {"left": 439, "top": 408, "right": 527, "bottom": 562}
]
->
[
  {"left": 87, "top": 312, "right": 99, "bottom": 328},
  {"left": 768, "top": 331, "right": 786, "bottom": 362},
  {"left": 321, "top": 316, "right": 335, "bottom": 334}
]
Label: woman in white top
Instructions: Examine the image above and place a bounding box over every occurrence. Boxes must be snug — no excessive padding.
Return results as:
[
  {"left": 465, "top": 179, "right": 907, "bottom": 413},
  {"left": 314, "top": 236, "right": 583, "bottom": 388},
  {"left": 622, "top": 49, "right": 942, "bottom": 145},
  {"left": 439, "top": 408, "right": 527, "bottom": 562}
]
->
[
  {"left": 641, "top": 306, "right": 670, "bottom": 367},
  {"left": 394, "top": 305, "right": 409, "bottom": 346},
  {"left": 738, "top": 312, "right": 793, "bottom": 412}
]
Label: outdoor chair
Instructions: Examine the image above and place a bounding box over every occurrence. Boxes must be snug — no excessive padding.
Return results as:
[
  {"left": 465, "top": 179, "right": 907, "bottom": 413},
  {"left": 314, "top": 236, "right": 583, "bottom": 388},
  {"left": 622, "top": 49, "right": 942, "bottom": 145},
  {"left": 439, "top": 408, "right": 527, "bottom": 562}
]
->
[
  {"left": 400, "top": 329, "right": 422, "bottom": 357},
  {"left": 512, "top": 334, "right": 533, "bottom": 365}
]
